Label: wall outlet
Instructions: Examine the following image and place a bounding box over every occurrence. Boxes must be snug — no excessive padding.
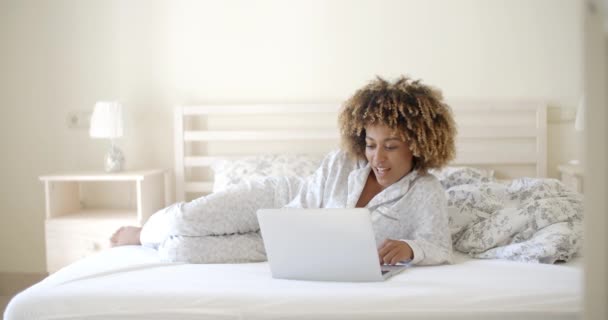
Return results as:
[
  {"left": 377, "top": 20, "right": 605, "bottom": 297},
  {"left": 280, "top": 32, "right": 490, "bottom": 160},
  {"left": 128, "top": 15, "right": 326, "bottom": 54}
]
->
[{"left": 67, "top": 111, "right": 92, "bottom": 129}]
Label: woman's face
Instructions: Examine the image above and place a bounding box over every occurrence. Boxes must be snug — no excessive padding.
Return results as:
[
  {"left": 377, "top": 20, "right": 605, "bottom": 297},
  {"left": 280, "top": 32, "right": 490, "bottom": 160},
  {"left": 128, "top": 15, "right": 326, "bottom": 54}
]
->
[{"left": 364, "top": 124, "right": 414, "bottom": 189}]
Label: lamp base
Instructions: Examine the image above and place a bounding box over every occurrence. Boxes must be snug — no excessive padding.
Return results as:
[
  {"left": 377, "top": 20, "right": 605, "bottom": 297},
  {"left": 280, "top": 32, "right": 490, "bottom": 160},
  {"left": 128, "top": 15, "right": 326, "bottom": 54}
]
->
[{"left": 105, "top": 145, "right": 125, "bottom": 173}]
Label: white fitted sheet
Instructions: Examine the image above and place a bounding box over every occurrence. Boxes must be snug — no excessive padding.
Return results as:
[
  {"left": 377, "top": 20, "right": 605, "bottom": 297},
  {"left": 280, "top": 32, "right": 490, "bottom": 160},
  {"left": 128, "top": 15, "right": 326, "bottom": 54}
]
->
[{"left": 5, "top": 246, "right": 582, "bottom": 320}]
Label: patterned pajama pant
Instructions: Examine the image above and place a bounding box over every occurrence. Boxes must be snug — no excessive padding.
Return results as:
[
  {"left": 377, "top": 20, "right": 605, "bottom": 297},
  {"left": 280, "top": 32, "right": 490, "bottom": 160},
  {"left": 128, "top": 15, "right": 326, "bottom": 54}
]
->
[{"left": 141, "top": 176, "right": 304, "bottom": 263}]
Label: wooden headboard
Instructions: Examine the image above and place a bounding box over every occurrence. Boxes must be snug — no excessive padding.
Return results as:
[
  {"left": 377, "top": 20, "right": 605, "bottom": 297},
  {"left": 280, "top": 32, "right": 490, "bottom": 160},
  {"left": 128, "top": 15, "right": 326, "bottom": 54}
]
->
[{"left": 174, "top": 101, "right": 547, "bottom": 202}]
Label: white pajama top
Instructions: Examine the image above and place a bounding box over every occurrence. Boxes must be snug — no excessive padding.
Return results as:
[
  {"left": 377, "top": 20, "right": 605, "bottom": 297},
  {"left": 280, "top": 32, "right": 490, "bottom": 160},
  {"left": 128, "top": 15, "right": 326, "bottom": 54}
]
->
[{"left": 141, "top": 149, "right": 453, "bottom": 266}]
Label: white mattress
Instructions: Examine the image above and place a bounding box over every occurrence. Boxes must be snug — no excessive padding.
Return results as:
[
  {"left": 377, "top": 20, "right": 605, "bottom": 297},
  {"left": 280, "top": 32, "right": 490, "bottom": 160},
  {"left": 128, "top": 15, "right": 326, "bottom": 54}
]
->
[{"left": 5, "top": 246, "right": 582, "bottom": 320}]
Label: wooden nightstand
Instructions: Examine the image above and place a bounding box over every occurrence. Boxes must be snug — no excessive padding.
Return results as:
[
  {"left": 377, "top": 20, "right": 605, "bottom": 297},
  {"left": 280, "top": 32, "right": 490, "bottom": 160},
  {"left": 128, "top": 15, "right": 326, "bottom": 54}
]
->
[
  {"left": 39, "top": 169, "right": 171, "bottom": 273},
  {"left": 557, "top": 163, "right": 584, "bottom": 193}
]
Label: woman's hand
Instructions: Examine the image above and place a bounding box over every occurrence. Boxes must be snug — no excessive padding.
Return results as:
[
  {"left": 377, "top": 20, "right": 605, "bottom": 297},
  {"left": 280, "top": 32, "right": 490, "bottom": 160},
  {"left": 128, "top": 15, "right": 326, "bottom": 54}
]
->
[{"left": 378, "top": 239, "right": 413, "bottom": 265}]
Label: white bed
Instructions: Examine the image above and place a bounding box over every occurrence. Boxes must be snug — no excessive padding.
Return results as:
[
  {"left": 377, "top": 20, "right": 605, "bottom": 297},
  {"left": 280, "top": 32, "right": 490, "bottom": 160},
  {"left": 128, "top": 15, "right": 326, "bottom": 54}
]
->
[
  {"left": 6, "top": 101, "right": 584, "bottom": 320},
  {"left": 6, "top": 246, "right": 581, "bottom": 320}
]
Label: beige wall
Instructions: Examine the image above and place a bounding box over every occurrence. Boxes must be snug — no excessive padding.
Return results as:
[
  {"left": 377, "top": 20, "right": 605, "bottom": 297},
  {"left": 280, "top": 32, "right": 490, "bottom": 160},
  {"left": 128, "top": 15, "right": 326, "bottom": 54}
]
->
[{"left": 0, "top": 0, "right": 583, "bottom": 273}]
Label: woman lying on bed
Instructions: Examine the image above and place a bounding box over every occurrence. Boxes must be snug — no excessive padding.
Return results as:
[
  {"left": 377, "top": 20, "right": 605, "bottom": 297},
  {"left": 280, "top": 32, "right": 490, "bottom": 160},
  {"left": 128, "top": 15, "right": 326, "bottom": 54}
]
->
[{"left": 111, "top": 75, "right": 458, "bottom": 266}]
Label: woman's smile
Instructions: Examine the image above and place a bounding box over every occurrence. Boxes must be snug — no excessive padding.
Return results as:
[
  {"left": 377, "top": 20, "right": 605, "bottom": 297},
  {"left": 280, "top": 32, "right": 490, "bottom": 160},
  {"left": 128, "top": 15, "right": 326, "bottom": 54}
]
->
[{"left": 365, "top": 125, "right": 414, "bottom": 189}]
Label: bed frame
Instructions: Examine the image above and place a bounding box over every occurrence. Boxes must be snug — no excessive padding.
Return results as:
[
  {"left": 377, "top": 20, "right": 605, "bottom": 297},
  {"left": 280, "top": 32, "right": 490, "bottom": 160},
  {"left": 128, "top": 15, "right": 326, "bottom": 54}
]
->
[{"left": 174, "top": 101, "right": 547, "bottom": 202}]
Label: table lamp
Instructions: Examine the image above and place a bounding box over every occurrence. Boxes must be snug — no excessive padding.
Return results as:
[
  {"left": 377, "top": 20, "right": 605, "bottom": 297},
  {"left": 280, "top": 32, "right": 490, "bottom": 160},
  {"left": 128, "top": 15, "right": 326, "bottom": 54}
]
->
[{"left": 89, "top": 101, "right": 125, "bottom": 172}]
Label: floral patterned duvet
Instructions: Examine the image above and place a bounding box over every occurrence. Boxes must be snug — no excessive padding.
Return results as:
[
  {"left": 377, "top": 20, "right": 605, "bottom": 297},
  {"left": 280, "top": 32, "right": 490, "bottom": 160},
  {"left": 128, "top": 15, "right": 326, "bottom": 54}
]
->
[{"left": 434, "top": 168, "right": 583, "bottom": 263}]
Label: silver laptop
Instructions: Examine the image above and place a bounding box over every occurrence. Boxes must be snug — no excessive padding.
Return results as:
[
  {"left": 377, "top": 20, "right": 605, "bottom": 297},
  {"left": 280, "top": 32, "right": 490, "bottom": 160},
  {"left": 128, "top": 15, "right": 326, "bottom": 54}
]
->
[{"left": 256, "top": 208, "right": 409, "bottom": 282}]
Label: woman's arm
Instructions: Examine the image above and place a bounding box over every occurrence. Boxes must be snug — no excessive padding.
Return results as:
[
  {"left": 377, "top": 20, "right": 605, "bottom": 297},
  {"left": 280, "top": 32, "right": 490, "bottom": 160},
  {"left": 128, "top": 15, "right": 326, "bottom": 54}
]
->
[{"left": 388, "top": 176, "right": 453, "bottom": 266}]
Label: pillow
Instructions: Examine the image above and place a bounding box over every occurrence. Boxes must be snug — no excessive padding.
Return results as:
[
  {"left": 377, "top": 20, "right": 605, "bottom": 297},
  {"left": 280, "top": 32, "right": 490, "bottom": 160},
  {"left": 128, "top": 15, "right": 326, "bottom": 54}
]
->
[
  {"left": 429, "top": 166, "right": 495, "bottom": 189},
  {"left": 211, "top": 154, "right": 325, "bottom": 192}
]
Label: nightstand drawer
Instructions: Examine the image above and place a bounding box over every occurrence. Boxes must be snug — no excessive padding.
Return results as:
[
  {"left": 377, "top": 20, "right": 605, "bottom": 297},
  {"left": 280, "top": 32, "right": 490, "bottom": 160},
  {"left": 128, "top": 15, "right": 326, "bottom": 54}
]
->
[{"left": 44, "top": 213, "right": 138, "bottom": 273}]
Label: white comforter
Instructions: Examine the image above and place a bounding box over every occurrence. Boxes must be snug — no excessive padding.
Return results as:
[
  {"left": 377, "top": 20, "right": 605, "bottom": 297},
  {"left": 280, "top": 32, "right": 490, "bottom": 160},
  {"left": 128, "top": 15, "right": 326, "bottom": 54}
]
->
[{"left": 437, "top": 168, "right": 584, "bottom": 263}]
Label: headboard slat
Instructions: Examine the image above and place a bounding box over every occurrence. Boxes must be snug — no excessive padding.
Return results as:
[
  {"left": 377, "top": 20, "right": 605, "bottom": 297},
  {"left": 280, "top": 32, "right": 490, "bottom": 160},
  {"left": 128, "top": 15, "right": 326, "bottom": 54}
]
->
[
  {"left": 182, "top": 104, "right": 340, "bottom": 115},
  {"left": 184, "top": 130, "right": 339, "bottom": 141}
]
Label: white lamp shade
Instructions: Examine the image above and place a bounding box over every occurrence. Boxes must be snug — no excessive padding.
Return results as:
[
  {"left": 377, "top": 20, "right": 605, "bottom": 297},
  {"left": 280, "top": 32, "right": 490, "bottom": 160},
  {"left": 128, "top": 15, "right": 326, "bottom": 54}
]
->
[
  {"left": 90, "top": 101, "right": 123, "bottom": 138},
  {"left": 575, "top": 97, "right": 585, "bottom": 131}
]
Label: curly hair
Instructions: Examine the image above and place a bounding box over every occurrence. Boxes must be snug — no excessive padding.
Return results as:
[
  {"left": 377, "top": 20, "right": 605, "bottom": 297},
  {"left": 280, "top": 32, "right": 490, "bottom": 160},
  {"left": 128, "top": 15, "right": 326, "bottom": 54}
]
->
[{"left": 338, "top": 76, "right": 457, "bottom": 172}]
